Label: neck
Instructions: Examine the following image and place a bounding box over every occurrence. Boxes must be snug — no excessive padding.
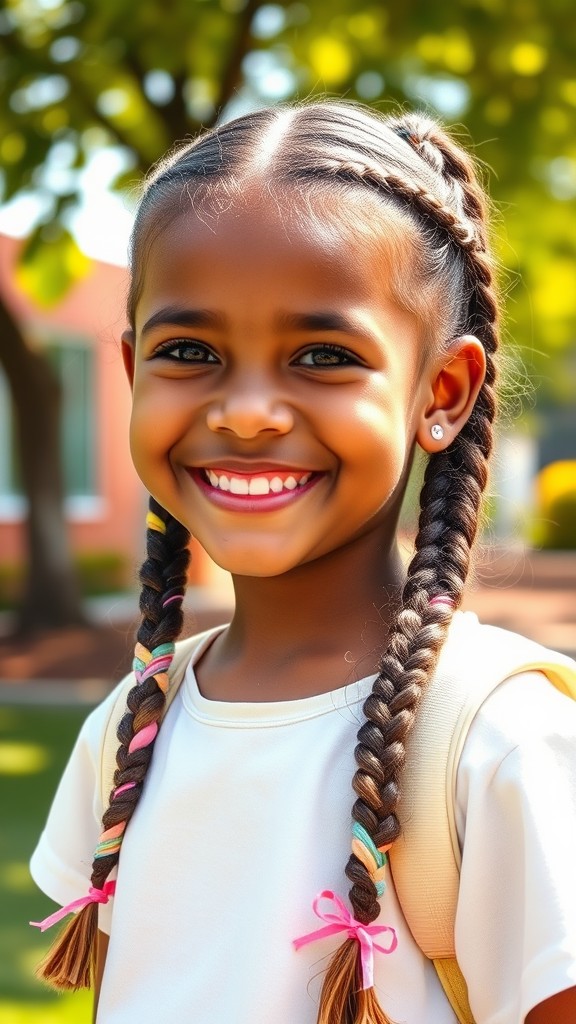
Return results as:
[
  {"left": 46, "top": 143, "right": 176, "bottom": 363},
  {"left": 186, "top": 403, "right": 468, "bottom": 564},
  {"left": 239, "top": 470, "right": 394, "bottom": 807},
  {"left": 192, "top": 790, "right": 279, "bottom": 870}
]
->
[{"left": 198, "top": 532, "right": 407, "bottom": 701}]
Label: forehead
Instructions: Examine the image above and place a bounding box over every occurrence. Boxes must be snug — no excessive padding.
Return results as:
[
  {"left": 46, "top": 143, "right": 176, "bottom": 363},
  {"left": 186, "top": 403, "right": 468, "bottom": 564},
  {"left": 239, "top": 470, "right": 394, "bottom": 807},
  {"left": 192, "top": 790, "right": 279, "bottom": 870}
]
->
[{"left": 132, "top": 183, "right": 422, "bottom": 331}]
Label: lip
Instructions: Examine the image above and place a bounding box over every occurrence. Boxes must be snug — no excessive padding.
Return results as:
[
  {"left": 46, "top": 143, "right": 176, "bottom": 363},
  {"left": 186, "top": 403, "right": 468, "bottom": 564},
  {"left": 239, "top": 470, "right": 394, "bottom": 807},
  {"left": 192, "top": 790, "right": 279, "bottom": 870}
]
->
[
  {"left": 188, "top": 468, "right": 322, "bottom": 512},
  {"left": 195, "top": 461, "right": 316, "bottom": 474}
]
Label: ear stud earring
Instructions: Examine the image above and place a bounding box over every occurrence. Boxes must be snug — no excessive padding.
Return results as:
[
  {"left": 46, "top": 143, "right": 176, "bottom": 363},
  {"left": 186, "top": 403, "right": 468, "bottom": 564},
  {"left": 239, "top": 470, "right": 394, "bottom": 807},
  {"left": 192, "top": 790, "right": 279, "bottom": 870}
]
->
[{"left": 430, "top": 424, "right": 444, "bottom": 440}]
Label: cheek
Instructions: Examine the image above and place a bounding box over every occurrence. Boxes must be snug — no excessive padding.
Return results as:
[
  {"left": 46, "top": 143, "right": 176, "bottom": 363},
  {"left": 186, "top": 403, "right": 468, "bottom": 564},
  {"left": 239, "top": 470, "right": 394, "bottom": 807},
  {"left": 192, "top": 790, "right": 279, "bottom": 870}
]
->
[
  {"left": 129, "top": 375, "right": 186, "bottom": 446},
  {"left": 348, "top": 391, "right": 410, "bottom": 461},
  {"left": 128, "top": 388, "right": 179, "bottom": 485},
  {"left": 341, "top": 391, "right": 415, "bottom": 512}
]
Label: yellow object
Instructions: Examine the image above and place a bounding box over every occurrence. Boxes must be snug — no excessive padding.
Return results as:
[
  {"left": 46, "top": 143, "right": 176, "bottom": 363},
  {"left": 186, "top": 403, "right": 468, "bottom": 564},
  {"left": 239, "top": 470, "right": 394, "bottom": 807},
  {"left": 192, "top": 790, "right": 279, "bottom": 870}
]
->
[
  {"left": 536, "top": 460, "right": 576, "bottom": 506},
  {"left": 433, "top": 958, "right": 475, "bottom": 1024},
  {"left": 145, "top": 511, "right": 166, "bottom": 534}
]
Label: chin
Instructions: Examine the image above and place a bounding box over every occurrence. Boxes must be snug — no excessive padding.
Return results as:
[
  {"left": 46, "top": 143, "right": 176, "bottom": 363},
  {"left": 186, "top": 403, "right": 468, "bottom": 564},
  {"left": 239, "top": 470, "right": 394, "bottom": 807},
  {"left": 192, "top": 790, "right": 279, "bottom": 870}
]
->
[{"left": 207, "top": 547, "right": 303, "bottom": 579}]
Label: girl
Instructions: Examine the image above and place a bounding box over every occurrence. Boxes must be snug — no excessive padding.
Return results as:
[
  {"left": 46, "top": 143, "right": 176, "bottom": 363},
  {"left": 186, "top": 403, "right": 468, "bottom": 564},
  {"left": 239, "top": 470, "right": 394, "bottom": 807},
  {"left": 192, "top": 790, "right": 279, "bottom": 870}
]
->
[{"left": 30, "top": 100, "right": 576, "bottom": 1023}]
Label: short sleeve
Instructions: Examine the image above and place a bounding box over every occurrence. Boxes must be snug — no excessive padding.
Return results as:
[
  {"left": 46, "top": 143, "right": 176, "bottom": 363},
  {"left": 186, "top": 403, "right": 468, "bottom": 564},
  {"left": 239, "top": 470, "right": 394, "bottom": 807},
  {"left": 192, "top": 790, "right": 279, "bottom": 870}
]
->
[
  {"left": 454, "top": 670, "right": 576, "bottom": 1024},
  {"left": 30, "top": 682, "right": 126, "bottom": 936}
]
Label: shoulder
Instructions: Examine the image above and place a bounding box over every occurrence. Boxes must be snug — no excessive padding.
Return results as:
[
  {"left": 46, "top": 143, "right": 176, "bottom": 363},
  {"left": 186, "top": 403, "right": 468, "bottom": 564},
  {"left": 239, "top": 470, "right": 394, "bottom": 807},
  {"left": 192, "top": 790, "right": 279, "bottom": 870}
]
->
[
  {"left": 449, "top": 614, "right": 576, "bottom": 825},
  {"left": 454, "top": 668, "right": 576, "bottom": 1022},
  {"left": 456, "top": 666, "right": 576, "bottom": 840},
  {"left": 461, "top": 667, "right": 576, "bottom": 766},
  {"left": 73, "top": 677, "right": 134, "bottom": 769},
  {"left": 433, "top": 612, "right": 576, "bottom": 766}
]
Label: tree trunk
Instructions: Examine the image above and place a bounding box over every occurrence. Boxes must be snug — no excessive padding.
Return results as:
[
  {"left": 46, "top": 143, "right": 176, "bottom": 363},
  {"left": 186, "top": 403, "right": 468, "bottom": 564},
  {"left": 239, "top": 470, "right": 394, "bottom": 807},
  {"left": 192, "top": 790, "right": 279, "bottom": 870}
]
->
[{"left": 0, "top": 294, "right": 85, "bottom": 633}]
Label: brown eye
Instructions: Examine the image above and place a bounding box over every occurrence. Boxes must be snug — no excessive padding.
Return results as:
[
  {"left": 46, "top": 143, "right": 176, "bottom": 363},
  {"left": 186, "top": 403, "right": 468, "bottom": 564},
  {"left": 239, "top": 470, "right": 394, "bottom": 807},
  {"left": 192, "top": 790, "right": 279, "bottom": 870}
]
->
[
  {"left": 154, "top": 340, "right": 219, "bottom": 362},
  {"left": 296, "top": 344, "right": 359, "bottom": 367}
]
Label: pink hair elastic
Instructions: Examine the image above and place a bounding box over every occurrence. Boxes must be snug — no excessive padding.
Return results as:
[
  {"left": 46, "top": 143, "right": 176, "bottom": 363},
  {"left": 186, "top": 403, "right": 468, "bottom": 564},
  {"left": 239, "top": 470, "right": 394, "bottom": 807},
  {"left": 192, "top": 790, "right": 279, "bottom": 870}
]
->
[
  {"left": 30, "top": 880, "right": 116, "bottom": 932},
  {"left": 293, "top": 890, "right": 397, "bottom": 990},
  {"left": 163, "top": 593, "right": 185, "bottom": 609},
  {"left": 128, "top": 721, "right": 158, "bottom": 753},
  {"left": 429, "top": 595, "right": 455, "bottom": 610},
  {"left": 114, "top": 782, "right": 136, "bottom": 797}
]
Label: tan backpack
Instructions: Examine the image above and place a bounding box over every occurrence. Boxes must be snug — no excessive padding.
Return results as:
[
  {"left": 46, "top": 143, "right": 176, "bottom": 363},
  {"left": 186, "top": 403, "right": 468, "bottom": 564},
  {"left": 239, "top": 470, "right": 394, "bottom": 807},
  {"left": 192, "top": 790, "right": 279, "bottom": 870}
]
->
[{"left": 98, "top": 613, "right": 576, "bottom": 1023}]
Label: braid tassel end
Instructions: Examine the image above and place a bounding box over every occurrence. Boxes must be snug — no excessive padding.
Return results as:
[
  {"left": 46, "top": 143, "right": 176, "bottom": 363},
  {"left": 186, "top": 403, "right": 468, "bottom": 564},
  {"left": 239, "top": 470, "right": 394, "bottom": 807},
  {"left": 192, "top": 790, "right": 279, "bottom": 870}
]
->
[
  {"left": 294, "top": 891, "right": 397, "bottom": 1024},
  {"left": 34, "top": 902, "right": 98, "bottom": 990},
  {"left": 317, "top": 939, "right": 394, "bottom": 1024},
  {"left": 31, "top": 880, "right": 115, "bottom": 990}
]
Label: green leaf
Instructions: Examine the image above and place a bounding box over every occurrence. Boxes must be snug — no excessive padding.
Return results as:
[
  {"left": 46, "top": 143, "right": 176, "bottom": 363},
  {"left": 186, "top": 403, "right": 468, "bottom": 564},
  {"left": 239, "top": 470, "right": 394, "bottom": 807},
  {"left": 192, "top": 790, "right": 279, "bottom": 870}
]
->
[{"left": 16, "top": 230, "right": 91, "bottom": 307}]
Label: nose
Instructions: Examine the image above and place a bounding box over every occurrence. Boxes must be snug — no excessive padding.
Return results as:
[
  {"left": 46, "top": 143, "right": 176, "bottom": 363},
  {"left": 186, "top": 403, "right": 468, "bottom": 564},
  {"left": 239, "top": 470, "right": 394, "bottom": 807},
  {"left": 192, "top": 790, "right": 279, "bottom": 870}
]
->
[{"left": 206, "top": 376, "right": 294, "bottom": 439}]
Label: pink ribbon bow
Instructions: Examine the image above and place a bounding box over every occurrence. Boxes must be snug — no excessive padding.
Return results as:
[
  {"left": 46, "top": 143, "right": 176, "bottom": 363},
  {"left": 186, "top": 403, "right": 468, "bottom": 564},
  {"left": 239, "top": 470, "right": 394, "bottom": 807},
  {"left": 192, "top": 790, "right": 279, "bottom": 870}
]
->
[
  {"left": 293, "top": 890, "right": 398, "bottom": 990},
  {"left": 30, "top": 880, "right": 116, "bottom": 933}
]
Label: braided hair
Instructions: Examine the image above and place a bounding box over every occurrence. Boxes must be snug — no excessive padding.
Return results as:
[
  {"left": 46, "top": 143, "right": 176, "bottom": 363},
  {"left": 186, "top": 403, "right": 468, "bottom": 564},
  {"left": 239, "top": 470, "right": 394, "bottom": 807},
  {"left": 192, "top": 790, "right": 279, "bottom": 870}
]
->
[
  {"left": 38, "top": 101, "right": 498, "bottom": 1020},
  {"left": 37, "top": 498, "right": 190, "bottom": 987}
]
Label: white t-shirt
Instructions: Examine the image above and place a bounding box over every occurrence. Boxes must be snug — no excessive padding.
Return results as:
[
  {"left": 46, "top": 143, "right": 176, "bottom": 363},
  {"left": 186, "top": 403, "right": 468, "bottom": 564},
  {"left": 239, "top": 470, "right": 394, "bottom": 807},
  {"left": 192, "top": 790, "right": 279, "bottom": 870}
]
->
[{"left": 30, "top": 621, "right": 576, "bottom": 1024}]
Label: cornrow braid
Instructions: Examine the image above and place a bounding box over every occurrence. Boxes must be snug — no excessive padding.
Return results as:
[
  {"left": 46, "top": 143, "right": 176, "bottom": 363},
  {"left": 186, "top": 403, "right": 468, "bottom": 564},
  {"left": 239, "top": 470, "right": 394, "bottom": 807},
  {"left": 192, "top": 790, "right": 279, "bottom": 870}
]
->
[
  {"left": 309, "top": 122, "right": 499, "bottom": 1024},
  {"left": 294, "top": 157, "right": 478, "bottom": 250},
  {"left": 36, "top": 497, "right": 190, "bottom": 989},
  {"left": 391, "top": 113, "right": 488, "bottom": 244}
]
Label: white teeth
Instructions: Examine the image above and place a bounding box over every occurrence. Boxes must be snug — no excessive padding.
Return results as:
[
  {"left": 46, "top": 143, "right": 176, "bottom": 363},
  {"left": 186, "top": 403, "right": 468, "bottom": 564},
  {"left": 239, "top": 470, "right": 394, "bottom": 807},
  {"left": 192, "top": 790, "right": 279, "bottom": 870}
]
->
[
  {"left": 229, "top": 476, "right": 249, "bottom": 495},
  {"left": 248, "top": 476, "right": 270, "bottom": 495},
  {"left": 205, "top": 471, "right": 313, "bottom": 495}
]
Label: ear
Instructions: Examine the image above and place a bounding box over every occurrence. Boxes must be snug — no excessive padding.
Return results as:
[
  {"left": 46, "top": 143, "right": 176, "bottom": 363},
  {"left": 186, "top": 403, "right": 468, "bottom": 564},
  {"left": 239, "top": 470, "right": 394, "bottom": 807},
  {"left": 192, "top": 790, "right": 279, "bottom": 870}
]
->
[
  {"left": 417, "top": 335, "right": 486, "bottom": 453},
  {"left": 121, "top": 329, "right": 136, "bottom": 389}
]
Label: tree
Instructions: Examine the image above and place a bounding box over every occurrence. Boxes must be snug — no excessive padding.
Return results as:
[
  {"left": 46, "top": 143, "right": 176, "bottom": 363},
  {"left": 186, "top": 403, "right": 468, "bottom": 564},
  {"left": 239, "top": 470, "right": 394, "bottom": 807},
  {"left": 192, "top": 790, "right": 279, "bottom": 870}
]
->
[
  {"left": 1, "top": 0, "right": 575, "bottom": 629},
  {"left": 0, "top": 0, "right": 262, "bottom": 631}
]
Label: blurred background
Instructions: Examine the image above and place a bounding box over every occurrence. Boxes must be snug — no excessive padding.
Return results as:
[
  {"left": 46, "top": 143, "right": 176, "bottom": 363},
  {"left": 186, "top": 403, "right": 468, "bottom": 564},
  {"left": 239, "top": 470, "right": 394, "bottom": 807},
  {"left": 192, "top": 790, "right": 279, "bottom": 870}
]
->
[{"left": 0, "top": 0, "right": 575, "bottom": 1019}]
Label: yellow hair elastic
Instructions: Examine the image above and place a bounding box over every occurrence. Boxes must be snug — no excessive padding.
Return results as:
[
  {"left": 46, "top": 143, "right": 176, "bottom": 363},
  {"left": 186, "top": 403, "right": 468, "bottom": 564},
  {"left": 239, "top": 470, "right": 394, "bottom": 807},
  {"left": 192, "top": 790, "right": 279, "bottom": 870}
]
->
[{"left": 146, "top": 511, "right": 166, "bottom": 534}]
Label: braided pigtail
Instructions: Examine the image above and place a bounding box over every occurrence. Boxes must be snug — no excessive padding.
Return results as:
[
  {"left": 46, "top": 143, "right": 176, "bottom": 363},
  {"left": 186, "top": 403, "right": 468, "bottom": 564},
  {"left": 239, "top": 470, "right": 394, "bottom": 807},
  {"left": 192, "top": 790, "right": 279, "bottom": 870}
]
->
[
  {"left": 295, "top": 120, "right": 499, "bottom": 1024},
  {"left": 33, "top": 497, "right": 190, "bottom": 989}
]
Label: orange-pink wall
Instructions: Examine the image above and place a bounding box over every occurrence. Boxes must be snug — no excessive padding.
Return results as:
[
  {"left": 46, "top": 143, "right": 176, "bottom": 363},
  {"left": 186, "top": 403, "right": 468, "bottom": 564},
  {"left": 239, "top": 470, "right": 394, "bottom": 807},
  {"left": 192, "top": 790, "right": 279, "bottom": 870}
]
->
[
  {"left": 0, "top": 234, "right": 143, "bottom": 567},
  {"left": 0, "top": 234, "right": 213, "bottom": 584}
]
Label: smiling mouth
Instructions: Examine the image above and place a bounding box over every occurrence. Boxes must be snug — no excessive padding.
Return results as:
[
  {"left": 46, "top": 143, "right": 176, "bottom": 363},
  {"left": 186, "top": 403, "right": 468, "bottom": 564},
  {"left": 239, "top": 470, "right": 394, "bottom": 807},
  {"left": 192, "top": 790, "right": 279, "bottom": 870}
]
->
[{"left": 202, "top": 469, "right": 313, "bottom": 496}]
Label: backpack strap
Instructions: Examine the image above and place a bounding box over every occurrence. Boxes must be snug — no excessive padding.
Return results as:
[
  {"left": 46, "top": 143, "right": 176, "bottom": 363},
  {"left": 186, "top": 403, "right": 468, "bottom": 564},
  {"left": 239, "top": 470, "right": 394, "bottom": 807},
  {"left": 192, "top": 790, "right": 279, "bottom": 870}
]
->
[
  {"left": 390, "top": 611, "right": 576, "bottom": 1023},
  {"left": 98, "top": 627, "right": 225, "bottom": 810},
  {"left": 432, "top": 958, "right": 475, "bottom": 1024}
]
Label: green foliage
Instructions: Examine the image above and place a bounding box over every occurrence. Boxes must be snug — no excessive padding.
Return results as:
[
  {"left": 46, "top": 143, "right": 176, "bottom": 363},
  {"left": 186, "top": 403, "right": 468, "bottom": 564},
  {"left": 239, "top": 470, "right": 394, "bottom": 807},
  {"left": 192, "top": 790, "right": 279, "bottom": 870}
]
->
[
  {"left": 74, "top": 550, "right": 131, "bottom": 596},
  {"left": 16, "top": 228, "right": 90, "bottom": 307},
  {"left": 0, "top": 0, "right": 575, "bottom": 398},
  {"left": 0, "top": 551, "right": 130, "bottom": 609}
]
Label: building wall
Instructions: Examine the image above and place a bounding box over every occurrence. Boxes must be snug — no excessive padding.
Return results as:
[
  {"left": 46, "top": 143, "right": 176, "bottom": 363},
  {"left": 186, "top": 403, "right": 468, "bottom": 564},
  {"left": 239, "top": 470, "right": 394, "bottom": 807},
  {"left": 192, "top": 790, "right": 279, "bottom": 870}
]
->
[
  {"left": 0, "top": 236, "right": 149, "bottom": 574},
  {"left": 0, "top": 234, "right": 225, "bottom": 589}
]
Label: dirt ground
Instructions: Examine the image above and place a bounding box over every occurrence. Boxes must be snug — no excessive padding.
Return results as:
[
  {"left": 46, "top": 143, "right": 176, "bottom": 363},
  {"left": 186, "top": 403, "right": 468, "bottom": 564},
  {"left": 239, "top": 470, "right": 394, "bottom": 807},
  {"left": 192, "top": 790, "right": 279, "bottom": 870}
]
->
[
  {"left": 0, "top": 551, "right": 574, "bottom": 684},
  {"left": 0, "top": 607, "right": 229, "bottom": 683}
]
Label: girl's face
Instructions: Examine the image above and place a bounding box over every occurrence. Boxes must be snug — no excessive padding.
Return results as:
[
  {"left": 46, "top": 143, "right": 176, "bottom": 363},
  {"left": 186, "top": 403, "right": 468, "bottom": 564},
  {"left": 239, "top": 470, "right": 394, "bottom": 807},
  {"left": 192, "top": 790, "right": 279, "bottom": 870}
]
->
[{"left": 123, "top": 185, "right": 437, "bottom": 578}]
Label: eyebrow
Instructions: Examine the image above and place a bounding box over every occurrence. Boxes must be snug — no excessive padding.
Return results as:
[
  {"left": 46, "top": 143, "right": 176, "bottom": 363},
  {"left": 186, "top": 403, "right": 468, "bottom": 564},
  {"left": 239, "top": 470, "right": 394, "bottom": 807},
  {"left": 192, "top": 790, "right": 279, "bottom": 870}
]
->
[
  {"left": 140, "top": 306, "right": 224, "bottom": 336},
  {"left": 140, "top": 306, "right": 369, "bottom": 339},
  {"left": 277, "top": 311, "right": 369, "bottom": 337}
]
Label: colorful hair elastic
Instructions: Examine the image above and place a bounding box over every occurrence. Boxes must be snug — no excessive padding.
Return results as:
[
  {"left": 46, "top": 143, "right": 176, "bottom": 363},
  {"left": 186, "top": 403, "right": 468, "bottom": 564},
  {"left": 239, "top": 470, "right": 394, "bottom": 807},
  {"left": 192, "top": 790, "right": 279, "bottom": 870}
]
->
[
  {"left": 351, "top": 821, "right": 391, "bottom": 898},
  {"left": 133, "top": 640, "right": 176, "bottom": 694},
  {"left": 93, "top": 638, "right": 177, "bottom": 864}
]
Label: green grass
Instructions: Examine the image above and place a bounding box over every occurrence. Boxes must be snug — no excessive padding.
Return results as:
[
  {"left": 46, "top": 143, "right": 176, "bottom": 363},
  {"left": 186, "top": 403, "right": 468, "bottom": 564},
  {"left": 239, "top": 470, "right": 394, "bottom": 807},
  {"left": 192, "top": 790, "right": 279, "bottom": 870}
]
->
[{"left": 0, "top": 705, "right": 93, "bottom": 1022}]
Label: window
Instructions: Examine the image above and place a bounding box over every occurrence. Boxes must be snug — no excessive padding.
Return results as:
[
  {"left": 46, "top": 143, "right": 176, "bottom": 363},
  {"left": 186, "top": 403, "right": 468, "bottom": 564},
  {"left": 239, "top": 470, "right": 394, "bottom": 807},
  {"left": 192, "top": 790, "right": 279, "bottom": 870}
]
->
[
  {"left": 48, "top": 343, "right": 95, "bottom": 497},
  {"left": 0, "top": 337, "right": 96, "bottom": 515}
]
